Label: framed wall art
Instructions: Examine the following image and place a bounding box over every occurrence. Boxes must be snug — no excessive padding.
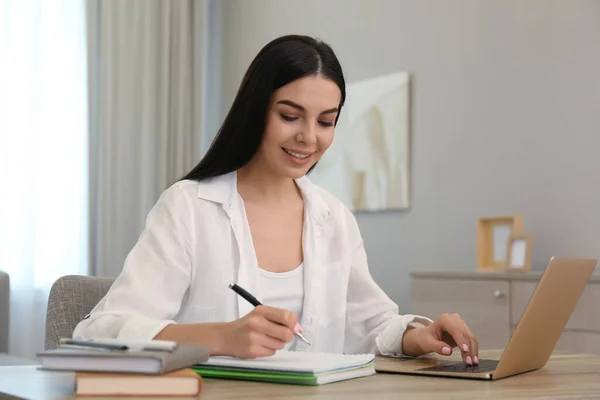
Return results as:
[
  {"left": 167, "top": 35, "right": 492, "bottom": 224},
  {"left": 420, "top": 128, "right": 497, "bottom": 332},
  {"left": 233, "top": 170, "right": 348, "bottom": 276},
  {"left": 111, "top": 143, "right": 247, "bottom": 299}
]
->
[{"left": 308, "top": 71, "right": 410, "bottom": 212}]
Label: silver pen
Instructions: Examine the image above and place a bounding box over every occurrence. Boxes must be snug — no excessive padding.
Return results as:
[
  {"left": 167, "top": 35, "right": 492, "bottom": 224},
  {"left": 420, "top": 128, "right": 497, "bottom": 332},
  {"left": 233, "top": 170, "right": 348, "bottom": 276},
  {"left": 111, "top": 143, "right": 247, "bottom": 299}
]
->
[{"left": 59, "top": 338, "right": 177, "bottom": 352}]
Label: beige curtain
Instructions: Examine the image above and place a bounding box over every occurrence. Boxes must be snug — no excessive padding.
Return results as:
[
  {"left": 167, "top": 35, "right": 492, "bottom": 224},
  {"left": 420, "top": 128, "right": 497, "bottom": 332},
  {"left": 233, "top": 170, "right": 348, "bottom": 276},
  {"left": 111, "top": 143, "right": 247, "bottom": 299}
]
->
[
  {"left": 87, "top": 0, "right": 208, "bottom": 277},
  {"left": 1, "top": 0, "right": 89, "bottom": 359}
]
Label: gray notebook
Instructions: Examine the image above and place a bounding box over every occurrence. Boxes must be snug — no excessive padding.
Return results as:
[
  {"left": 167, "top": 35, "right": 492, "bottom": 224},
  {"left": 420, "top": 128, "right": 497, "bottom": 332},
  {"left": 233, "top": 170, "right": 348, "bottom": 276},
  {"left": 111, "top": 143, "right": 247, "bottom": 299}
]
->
[{"left": 37, "top": 344, "right": 210, "bottom": 374}]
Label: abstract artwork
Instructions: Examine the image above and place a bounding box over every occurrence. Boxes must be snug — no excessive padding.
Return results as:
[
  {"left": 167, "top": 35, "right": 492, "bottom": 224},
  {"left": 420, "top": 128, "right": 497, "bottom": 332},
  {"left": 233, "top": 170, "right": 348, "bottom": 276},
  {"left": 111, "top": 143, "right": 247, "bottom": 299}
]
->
[{"left": 309, "top": 71, "right": 410, "bottom": 212}]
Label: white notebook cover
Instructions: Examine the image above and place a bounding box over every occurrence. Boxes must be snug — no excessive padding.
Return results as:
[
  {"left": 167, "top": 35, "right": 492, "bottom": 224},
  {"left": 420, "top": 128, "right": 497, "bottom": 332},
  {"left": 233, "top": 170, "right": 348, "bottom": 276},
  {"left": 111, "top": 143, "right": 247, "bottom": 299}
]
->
[{"left": 198, "top": 351, "right": 375, "bottom": 375}]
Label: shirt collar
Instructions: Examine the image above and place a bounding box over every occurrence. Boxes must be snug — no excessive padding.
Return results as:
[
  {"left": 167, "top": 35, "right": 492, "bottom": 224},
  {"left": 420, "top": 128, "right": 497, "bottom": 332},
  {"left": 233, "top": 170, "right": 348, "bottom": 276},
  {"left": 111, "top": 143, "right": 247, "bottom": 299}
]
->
[{"left": 195, "top": 171, "right": 330, "bottom": 223}]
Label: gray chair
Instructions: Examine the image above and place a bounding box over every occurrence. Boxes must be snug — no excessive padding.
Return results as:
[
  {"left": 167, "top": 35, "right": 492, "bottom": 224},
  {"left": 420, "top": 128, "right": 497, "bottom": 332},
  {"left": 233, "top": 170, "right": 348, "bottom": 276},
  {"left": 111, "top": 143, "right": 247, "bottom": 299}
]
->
[
  {"left": 0, "top": 271, "right": 9, "bottom": 353},
  {"left": 44, "top": 275, "right": 115, "bottom": 350}
]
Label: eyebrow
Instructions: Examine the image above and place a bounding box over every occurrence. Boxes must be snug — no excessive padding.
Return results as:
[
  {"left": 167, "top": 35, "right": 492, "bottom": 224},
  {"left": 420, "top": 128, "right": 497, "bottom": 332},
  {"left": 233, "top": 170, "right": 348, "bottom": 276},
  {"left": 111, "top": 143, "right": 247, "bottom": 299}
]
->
[{"left": 277, "top": 99, "right": 338, "bottom": 115}]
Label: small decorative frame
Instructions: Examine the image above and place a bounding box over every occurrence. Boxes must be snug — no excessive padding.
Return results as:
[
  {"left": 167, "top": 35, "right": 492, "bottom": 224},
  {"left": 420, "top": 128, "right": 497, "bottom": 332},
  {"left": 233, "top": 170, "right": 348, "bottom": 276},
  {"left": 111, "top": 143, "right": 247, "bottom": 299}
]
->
[
  {"left": 477, "top": 215, "right": 524, "bottom": 271},
  {"left": 506, "top": 235, "right": 533, "bottom": 271}
]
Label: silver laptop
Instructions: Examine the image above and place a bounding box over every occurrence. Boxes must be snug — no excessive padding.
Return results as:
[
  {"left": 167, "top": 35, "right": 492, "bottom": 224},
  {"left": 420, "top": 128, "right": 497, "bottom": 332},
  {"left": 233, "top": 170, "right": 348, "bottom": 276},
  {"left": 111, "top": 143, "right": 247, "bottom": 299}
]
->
[{"left": 376, "top": 257, "right": 597, "bottom": 380}]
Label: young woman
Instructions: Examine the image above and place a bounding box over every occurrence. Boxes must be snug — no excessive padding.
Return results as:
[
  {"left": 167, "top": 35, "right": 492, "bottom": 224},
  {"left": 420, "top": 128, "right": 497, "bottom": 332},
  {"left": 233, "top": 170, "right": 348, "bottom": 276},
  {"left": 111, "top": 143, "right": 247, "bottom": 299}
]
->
[{"left": 74, "top": 34, "right": 480, "bottom": 366}]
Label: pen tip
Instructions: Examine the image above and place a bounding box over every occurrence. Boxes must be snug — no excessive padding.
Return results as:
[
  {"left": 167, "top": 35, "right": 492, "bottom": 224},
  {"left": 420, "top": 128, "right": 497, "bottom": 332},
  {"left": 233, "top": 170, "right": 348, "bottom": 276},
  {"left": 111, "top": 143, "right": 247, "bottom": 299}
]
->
[
  {"left": 296, "top": 333, "right": 311, "bottom": 345},
  {"left": 228, "top": 282, "right": 235, "bottom": 289}
]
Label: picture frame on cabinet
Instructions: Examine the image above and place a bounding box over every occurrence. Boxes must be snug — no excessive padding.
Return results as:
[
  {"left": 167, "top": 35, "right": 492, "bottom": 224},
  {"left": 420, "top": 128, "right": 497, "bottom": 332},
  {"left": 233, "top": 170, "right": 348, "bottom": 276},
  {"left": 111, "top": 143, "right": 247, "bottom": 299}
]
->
[
  {"left": 477, "top": 215, "right": 524, "bottom": 271},
  {"left": 506, "top": 234, "right": 533, "bottom": 271}
]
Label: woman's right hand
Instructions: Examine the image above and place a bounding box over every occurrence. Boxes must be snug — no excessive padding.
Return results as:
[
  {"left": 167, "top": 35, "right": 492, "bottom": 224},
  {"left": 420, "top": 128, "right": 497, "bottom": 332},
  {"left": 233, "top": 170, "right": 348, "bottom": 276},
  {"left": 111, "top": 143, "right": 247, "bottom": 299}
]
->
[{"left": 221, "top": 305, "right": 299, "bottom": 358}]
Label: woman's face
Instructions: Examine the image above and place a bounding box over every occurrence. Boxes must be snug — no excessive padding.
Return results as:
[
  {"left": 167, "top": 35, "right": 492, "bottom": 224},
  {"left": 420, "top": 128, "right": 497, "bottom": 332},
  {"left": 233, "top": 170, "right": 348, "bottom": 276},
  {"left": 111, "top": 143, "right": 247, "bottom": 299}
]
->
[{"left": 257, "top": 74, "right": 341, "bottom": 179}]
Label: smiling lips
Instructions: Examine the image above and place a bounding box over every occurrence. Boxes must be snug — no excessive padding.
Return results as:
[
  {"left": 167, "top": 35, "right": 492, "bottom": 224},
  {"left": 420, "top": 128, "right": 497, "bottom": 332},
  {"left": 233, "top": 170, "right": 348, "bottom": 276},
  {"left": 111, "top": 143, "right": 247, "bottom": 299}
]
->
[
  {"left": 282, "top": 147, "right": 312, "bottom": 159},
  {"left": 282, "top": 147, "right": 314, "bottom": 164}
]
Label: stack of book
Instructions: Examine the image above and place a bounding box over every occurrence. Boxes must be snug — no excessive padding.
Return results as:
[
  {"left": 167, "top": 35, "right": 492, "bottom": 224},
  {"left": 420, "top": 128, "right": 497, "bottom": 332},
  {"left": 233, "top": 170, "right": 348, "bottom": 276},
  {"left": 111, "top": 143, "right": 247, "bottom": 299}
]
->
[{"left": 37, "top": 338, "right": 210, "bottom": 397}]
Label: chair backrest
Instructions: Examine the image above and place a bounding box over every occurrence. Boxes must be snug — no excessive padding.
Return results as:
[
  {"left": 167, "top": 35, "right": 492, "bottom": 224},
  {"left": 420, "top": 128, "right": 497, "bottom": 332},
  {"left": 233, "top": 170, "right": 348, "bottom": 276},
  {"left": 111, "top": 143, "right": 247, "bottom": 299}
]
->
[
  {"left": 0, "top": 271, "right": 9, "bottom": 353},
  {"left": 44, "top": 275, "right": 115, "bottom": 350}
]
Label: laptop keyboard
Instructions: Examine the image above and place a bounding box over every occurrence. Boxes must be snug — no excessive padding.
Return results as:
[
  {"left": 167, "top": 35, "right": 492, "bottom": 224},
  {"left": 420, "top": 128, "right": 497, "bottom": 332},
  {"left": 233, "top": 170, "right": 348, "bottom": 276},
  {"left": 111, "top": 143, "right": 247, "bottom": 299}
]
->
[{"left": 419, "top": 359, "right": 499, "bottom": 373}]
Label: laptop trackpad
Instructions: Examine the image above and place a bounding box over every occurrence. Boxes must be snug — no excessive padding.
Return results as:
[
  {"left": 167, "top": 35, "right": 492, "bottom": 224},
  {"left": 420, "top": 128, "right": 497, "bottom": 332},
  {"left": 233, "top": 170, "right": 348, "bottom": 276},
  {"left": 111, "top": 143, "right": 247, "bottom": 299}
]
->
[{"left": 419, "top": 359, "right": 499, "bottom": 373}]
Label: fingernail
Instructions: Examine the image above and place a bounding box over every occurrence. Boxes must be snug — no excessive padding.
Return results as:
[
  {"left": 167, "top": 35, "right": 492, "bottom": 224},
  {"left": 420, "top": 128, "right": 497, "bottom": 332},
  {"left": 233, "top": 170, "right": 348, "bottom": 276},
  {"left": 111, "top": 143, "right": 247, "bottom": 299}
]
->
[
  {"left": 466, "top": 356, "right": 472, "bottom": 365},
  {"left": 474, "top": 356, "right": 479, "bottom": 365},
  {"left": 442, "top": 346, "right": 451, "bottom": 355},
  {"left": 294, "top": 323, "right": 302, "bottom": 334},
  {"left": 462, "top": 344, "right": 469, "bottom": 352}
]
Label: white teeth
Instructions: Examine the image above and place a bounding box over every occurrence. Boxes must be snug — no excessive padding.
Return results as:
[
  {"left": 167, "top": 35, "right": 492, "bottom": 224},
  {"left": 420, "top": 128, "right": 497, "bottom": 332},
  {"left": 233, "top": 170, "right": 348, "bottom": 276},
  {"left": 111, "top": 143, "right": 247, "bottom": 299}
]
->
[{"left": 283, "top": 148, "right": 310, "bottom": 159}]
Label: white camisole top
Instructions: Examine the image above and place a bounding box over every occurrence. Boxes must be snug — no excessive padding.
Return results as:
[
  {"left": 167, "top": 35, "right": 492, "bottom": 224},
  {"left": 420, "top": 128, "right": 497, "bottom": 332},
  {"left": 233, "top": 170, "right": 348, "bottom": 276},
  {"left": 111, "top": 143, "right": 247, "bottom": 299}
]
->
[{"left": 258, "top": 263, "right": 304, "bottom": 350}]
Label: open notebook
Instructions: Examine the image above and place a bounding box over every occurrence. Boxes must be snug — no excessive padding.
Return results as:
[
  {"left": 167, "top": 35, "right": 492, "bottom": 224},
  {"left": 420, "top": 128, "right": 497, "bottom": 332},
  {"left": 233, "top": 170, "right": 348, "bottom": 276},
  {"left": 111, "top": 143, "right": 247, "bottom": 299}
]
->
[{"left": 193, "top": 351, "right": 376, "bottom": 385}]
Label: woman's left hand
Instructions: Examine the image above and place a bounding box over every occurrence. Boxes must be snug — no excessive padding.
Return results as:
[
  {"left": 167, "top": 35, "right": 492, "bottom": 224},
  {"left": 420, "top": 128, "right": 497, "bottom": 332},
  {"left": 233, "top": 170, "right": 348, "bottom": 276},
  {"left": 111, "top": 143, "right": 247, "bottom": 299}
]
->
[{"left": 401, "top": 313, "right": 479, "bottom": 365}]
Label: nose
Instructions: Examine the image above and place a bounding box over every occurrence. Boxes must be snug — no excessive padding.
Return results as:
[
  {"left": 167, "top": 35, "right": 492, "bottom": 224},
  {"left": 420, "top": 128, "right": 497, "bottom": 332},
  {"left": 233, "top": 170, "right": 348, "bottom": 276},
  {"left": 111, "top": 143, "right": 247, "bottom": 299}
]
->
[{"left": 297, "top": 121, "right": 317, "bottom": 146}]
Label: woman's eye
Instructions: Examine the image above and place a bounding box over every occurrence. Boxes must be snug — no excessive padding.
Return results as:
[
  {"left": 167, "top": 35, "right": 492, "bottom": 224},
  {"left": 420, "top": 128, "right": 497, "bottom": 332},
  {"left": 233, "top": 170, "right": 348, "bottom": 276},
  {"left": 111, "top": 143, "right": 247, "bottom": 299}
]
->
[
  {"left": 280, "top": 114, "right": 298, "bottom": 122},
  {"left": 279, "top": 113, "right": 333, "bottom": 127}
]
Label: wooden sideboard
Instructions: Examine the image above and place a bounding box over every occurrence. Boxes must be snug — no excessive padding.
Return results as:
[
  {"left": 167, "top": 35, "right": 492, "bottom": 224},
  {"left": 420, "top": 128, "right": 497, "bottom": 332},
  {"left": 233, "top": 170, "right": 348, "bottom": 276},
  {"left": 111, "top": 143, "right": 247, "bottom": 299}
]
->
[{"left": 410, "top": 270, "right": 600, "bottom": 354}]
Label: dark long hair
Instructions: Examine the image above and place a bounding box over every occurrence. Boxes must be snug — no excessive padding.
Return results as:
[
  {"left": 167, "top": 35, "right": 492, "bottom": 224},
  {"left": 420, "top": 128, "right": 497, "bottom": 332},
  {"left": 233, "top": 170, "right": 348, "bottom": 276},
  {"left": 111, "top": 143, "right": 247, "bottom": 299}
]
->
[{"left": 181, "top": 34, "right": 346, "bottom": 181}]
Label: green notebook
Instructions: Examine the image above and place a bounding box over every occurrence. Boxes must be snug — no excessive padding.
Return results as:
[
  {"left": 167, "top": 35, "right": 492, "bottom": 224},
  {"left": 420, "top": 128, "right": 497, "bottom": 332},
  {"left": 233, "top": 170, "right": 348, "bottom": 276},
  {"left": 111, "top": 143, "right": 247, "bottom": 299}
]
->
[{"left": 193, "top": 351, "right": 376, "bottom": 386}]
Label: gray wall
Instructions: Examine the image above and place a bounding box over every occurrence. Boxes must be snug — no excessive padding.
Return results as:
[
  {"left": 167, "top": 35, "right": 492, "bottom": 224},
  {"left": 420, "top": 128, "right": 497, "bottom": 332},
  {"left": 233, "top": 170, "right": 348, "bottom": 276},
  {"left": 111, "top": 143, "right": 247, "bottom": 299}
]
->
[{"left": 213, "top": 0, "right": 600, "bottom": 311}]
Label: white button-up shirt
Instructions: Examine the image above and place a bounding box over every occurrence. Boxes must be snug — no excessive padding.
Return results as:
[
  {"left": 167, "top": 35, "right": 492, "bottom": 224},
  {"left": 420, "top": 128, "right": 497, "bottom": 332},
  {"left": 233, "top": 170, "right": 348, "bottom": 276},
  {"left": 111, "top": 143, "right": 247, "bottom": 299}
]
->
[{"left": 73, "top": 172, "right": 431, "bottom": 355}]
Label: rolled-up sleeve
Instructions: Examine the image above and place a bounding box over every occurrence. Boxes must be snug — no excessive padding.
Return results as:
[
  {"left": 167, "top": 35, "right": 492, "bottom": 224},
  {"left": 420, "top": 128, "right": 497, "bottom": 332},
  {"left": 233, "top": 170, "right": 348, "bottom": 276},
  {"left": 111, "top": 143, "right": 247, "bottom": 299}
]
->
[
  {"left": 72, "top": 183, "right": 195, "bottom": 341},
  {"left": 342, "top": 208, "right": 432, "bottom": 355}
]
